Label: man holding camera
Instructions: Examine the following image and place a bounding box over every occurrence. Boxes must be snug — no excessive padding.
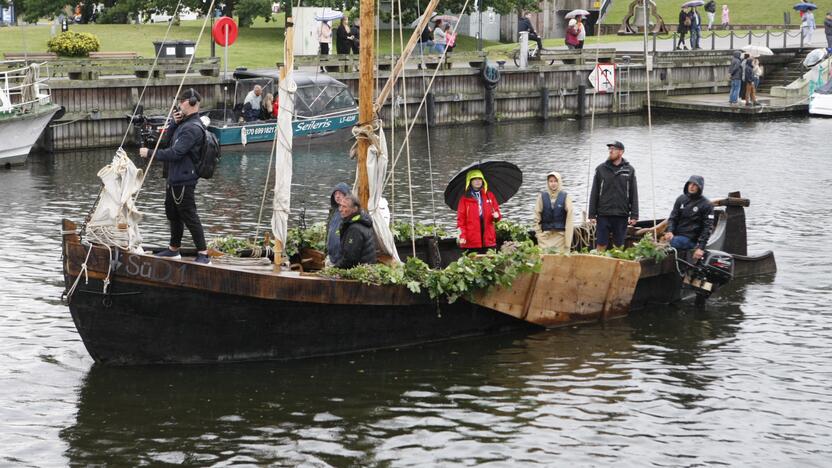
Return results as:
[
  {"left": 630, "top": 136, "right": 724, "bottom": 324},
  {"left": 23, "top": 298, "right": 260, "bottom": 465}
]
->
[{"left": 139, "top": 88, "right": 210, "bottom": 265}]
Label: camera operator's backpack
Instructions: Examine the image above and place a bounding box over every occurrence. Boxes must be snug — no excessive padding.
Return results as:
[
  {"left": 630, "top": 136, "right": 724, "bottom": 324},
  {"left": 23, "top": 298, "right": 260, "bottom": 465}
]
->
[{"left": 193, "top": 126, "right": 221, "bottom": 179}]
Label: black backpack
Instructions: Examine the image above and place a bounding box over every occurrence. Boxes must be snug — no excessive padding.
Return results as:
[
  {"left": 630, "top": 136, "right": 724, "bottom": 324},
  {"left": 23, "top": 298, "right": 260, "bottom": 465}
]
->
[{"left": 193, "top": 126, "right": 221, "bottom": 179}]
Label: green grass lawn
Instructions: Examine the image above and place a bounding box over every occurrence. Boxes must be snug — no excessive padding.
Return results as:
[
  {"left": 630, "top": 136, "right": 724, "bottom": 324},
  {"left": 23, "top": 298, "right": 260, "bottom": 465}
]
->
[
  {"left": 0, "top": 16, "right": 501, "bottom": 69},
  {"left": 605, "top": 0, "right": 828, "bottom": 26},
  {"left": 2, "top": 2, "right": 819, "bottom": 69}
]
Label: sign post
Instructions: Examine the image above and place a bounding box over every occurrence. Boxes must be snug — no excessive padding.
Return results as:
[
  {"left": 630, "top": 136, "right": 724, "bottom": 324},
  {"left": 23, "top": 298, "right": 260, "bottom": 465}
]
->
[{"left": 588, "top": 63, "right": 616, "bottom": 93}]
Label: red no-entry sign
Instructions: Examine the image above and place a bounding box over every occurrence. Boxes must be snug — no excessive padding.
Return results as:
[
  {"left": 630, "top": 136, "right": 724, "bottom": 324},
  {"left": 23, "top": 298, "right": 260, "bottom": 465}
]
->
[{"left": 212, "top": 17, "right": 238, "bottom": 47}]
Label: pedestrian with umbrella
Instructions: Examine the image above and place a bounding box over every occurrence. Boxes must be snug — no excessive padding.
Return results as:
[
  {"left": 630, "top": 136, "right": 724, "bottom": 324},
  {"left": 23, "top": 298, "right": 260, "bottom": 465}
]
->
[
  {"left": 797, "top": 3, "right": 818, "bottom": 43},
  {"left": 444, "top": 161, "right": 522, "bottom": 254}
]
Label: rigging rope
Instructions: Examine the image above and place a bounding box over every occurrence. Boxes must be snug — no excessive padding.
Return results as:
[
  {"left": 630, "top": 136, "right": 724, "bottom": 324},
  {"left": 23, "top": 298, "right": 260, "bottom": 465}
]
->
[
  {"left": 383, "top": 0, "right": 471, "bottom": 189},
  {"left": 133, "top": 0, "right": 217, "bottom": 201},
  {"left": 642, "top": 2, "right": 658, "bottom": 236},
  {"left": 118, "top": 0, "right": 184, "bottom": 149}
]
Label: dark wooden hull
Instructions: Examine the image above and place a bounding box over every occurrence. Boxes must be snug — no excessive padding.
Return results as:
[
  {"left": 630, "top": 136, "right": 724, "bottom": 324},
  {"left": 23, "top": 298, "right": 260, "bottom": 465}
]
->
[
  {"left": 67, "top": 275, "right": 532, "bottom": 365},
  {"left": 61, "top": 193, "right": 777, "bottom": 365}
]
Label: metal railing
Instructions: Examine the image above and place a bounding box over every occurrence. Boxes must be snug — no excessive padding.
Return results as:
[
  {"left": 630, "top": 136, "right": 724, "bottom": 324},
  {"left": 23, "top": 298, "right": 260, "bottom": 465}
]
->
[
  {"left": 648, "top": 29, "right": 805, "bottom": 53},
  {"left": 0, "top": 61, "right": 52, "bottom": 113}
]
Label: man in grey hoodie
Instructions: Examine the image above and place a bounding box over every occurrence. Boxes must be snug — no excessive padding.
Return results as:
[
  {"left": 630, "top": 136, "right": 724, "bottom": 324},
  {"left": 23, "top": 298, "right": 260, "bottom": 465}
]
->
[
  {"left": 825, "top": 11, "right": 832, "bottom": 48},
  {"left": 662, "top": 175, "right": 714, "bottom": 261}
]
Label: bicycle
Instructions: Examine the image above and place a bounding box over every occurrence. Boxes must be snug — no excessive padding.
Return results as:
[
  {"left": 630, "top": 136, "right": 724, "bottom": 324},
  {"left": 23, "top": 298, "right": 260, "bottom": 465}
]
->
[{"left": 512, "top": 42, "right": 555, "bottom": 67}]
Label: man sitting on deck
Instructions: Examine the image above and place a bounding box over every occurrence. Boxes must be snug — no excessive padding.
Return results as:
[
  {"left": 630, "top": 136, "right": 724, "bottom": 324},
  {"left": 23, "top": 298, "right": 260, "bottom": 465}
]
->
[
  {"left": 335, "top": 194, "right": 377, "bottom": 269},
  {"left": 662, "top": 175, "right": 714, "bottom": 261},
  {"left": 241, "top": 84, "right": 263, "bottom": 122}
]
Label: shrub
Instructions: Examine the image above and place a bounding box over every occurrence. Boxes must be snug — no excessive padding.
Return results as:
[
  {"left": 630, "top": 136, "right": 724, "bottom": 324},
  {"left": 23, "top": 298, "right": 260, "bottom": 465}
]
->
[{"left": 47, "top": 31, "right": 101, "bottom": 57}]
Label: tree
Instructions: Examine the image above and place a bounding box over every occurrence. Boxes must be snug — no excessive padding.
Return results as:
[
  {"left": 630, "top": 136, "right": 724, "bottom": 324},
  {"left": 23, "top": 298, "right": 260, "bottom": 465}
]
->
[{"left": 20, "top": 0, "right": 65, "bottom": 23}]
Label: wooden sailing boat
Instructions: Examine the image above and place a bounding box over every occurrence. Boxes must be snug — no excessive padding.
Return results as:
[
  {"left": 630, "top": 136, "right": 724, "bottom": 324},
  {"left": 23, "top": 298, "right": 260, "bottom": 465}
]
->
[{"left": 60, "top": 1, "right": 775, "bottom": 365}]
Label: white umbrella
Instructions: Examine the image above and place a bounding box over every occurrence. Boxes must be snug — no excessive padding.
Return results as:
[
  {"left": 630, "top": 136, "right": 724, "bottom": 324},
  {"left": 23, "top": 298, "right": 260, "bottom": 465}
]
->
[
  {"left": 409, "top": 12, "right": 437, "bottom": 28},
  {"left": 314, "top": 9, "right": 343, "bottom": 22},
  {"left": 741, "top": 45, "right": 774, "bottom": 57},
  {"left": 804, "top": 48, "right": 828, "bottom": 67},
  {"left": 565, "top": 9, "right": 590, "bottom": 19}
]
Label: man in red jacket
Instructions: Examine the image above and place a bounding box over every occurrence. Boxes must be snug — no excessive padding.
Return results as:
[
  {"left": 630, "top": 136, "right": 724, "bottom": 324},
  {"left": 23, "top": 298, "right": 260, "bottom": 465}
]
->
[{"left": 457, "top": 169, "right": 502, "bottom": 254}]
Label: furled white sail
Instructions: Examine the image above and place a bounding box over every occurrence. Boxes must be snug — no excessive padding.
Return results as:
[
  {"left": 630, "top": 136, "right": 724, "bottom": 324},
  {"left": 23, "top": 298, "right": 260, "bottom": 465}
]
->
[
  {"left": 366, "top": 125, "right": 400, "bottom": 263},
  {"left": 84, "top": 148, "right": 144, "bottom": 252},
  {"left": 270, "top": 74, "right": 297, "bottom": 256}
]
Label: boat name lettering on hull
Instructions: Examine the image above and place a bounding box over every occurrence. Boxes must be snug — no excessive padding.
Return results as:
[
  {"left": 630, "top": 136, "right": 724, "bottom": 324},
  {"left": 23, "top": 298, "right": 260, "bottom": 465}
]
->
[{"left": 121, "top": 255, "right": 187, "bottom": 284}]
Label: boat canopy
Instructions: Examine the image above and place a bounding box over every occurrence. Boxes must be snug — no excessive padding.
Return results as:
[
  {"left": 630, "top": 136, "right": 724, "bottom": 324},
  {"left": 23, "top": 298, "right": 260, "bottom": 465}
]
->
[{"left": 229, "top": 69, "right": 355, "bottom": 118}]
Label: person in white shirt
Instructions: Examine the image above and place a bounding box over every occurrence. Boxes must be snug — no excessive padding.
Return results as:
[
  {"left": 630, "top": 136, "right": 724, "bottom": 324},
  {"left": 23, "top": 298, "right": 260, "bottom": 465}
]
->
[
  {"left": 432, "top": 19, "right": 446, "bottom": 53},
  {"left": 242, "top": 85, "right": 263, "bottom": 122}
]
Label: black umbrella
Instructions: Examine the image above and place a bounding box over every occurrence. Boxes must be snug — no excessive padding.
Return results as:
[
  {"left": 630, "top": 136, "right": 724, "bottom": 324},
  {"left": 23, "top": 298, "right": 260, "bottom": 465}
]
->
[{"left": 444, "top": 160, "right": 523, "bottom": 210}]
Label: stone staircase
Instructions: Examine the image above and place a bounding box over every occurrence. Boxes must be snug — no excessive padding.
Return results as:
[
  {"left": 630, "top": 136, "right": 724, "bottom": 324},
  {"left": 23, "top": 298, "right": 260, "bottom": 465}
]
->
[{"left": 758, "top": 49, "right": 812, "bottom": 94}]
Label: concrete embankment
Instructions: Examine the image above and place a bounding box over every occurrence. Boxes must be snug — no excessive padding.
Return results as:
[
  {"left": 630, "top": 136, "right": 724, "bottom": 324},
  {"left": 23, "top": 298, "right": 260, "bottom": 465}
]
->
[{"left": 41, "top": 48, "right": 805, "bottom": 151}]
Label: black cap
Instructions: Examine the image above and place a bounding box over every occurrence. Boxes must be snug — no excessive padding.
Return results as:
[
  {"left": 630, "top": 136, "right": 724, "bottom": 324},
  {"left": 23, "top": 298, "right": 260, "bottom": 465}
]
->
[
  {"left": 606, "top": 140, "right": 625, "bottom": 150},
  {"left": 178, "top": 88, "right": 202, "bottom": 103}
]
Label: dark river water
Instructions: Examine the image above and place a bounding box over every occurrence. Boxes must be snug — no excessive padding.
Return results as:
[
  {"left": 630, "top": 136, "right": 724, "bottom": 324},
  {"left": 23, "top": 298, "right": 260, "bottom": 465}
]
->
[{"left": 2, "top": 114, "right": 831, "bottom": 466}]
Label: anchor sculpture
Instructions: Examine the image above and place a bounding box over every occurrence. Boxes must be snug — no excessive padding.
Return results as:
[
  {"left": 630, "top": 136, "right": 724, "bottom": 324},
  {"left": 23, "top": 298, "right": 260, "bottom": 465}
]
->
[{"left": 617, "top": 0, "right": 668, "bottom": 35}]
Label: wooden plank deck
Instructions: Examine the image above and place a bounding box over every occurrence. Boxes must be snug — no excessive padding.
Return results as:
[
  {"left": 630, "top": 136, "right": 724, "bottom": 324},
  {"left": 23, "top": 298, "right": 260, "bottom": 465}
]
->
[{"left": 652, "top": 93, "right": 808, "bottom": 115}]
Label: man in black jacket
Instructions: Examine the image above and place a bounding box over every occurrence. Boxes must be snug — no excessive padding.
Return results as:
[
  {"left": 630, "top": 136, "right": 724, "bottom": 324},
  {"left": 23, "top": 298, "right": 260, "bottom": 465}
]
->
[
  {"left": 139, "top": 88, "right": 210, "bottom": 265},
  {"left": 518, "top": 12, "right": 544, "bottom": 50},
  {"left": 335, "top": 194, "right": 377, "bottom": 269},
  {"left": 704, "top": 0, "right": 716, "bottom": 30},
  {"left": 588, "top": 140, "right": 639, "bottom": 251},
  {"left": 662, "top": 175, "right": 714, "bottom": 261}
]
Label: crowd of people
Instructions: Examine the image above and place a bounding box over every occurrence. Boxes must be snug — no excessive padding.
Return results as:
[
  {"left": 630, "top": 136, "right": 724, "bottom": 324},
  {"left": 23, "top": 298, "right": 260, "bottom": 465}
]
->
[
  {"left": 318, "top": 139, "right": 711, "bottom": 270},
  {"left": 676, "top": 2, "right": 730, "bottom": 50},
  {"left": 728, "top": 50, "right": 764, "bottom": 106}
]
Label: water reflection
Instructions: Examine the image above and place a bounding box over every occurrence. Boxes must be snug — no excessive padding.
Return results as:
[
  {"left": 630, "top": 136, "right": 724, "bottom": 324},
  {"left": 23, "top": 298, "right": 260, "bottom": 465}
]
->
[
  {"left": 61, "top": 278, "right": 758, "bottom": 466},
  {"left": 5, "top": 114, "right": 832, "bottom": 466}
]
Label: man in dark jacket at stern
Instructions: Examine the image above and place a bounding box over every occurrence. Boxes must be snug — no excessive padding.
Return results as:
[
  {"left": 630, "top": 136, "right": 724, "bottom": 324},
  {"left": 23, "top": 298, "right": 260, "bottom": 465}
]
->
[
  {"left": 662, "top": 175, "right": 714, "bottom": 261},
  {"left": 335, "top": 194, "right": 377, "bottom": 269},
  {"left": 589, "top": 140, "right": 639, "bottom": 251}
]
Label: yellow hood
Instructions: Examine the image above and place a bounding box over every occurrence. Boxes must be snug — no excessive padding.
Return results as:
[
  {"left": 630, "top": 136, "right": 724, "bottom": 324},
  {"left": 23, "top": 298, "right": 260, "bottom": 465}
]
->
[
  {"left": 465, "top": 169, "right": 488, "bottom": 192},
  {"left": 546, "top": 171, "right": 563, "bottom": 197}
]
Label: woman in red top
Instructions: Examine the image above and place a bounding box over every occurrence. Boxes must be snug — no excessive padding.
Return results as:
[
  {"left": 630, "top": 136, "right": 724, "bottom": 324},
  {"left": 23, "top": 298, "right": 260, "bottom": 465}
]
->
[{"left": 457, "top": 169, "right": 502, "bottom": 253}]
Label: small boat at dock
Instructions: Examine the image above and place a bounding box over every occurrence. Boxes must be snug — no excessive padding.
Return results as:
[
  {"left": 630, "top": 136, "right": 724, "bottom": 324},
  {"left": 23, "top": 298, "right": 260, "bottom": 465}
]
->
[
  {"left": 206, "top": 69, "right": 358, "bottom": 146},
  {"left": 0, "top": 61, "right": 63, "bottom": 166}
]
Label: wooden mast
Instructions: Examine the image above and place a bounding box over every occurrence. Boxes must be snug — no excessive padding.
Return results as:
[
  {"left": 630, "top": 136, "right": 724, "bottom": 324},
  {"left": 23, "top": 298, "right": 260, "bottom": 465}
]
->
[{"left": 356, "top": 0, "right": 375, "bottom": 209}]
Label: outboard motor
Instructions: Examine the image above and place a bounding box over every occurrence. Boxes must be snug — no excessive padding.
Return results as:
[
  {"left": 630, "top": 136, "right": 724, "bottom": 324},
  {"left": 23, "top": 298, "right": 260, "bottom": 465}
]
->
[{"left": 681, "top": 249, "right": 735, "bottom": 304}]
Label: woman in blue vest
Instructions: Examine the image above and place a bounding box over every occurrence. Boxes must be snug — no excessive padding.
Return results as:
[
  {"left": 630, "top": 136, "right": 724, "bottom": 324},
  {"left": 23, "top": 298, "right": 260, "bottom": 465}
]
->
[{"left": 534, "top": 171, "right": 574, "bottom": 252}]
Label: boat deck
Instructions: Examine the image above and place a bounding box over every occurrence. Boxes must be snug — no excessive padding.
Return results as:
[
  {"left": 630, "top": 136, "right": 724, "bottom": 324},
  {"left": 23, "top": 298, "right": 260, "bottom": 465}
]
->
[{"left": 652, "top": 93, "right": 808, "bottom": 116}]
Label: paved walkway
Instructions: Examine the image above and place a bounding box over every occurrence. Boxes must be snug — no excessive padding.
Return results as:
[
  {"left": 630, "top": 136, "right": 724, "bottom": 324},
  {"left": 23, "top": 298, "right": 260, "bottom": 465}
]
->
[{"left": 580, "top": 28, "right": 828, "bottom": 53}]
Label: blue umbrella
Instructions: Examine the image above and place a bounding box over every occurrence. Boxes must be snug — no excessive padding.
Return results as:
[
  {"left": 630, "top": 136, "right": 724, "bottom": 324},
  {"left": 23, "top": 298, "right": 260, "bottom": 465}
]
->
[{"left": 794, "top": 2, "right": 818, "bottom": 10}]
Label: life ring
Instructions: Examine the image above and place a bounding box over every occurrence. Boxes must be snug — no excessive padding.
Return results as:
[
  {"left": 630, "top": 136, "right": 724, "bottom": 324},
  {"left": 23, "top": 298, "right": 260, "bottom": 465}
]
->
[{"left": 212, "top": 17, "right": 238, "bottom": 46}]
